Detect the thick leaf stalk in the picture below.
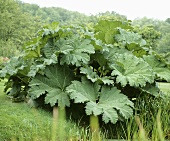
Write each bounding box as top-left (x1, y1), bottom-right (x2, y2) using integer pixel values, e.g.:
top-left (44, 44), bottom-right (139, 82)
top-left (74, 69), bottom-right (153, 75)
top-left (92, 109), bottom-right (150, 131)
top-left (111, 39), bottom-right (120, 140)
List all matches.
top-left (90, 114), bottom-right (99, 132)
top-left (90, 115), bottom-right (101, 141)
top-left (52, 106), bottom-right (66, 141)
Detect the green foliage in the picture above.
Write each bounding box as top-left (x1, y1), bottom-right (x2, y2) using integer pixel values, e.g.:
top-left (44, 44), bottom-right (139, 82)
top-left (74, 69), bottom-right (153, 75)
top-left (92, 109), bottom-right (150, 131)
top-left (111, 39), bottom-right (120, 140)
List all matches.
top-left (156, 33), bottom-right (170, 54)
top-left (133, 25), bottom-right (161, 49)
top-left (1, 18), bottom-right (168, 127)
top-left (132, 17), bottom-right (170, 34)
top-left (97, 11), bottom-right (127, 21)
top-left (132, 17), bottom-right (170, 56)
top-left (67, 78), bottom-right (134, 124)
top-left (80, 66), bottom-right (113, 85)
top-left (0, 5), bottom-right (170, 138)
top-left (0, 40), bottom-right (20, 57)
top-left (143, 55), bottom-right (170, 82)
top-left (20, 3), bottom-right (93, 26)
top-left (110, 53), bottom-right (154, 87)
top-left (94, 20), bottom-right (132, 44)
top-left (0, 56), bottom-right (9, 70)
top-left (115, 28), bottom-right (146, 46)
top-left (126, 95), bottom-right (170, 140)
top-left (29, 64), bottom-right (74, 107)
top-left (0, 0), bottom-right (43, 58)
top-left (59, 37), bottom-right (95, 66)
top-left (0, 56), bottom-right (31, 101)
top-left (0, 56), bottom-right (30, 77)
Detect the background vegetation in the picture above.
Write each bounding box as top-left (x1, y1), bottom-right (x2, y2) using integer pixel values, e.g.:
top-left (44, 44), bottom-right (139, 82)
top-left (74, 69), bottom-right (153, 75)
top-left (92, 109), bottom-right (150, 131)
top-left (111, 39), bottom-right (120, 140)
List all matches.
top-left (0, 0), bottom-right (170, 140)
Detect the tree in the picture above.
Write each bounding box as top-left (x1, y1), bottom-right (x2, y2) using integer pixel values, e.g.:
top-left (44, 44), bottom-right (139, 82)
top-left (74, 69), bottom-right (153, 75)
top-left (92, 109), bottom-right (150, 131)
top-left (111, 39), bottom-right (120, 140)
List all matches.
top-left (132, 17), bottom-right (170, 34)
top-left (165, 18), bottom-right (170, 24)
top-left (133, 25), bottom-right (161, 51)
top-left (157, 33), bottom-right (170, 54)
top-left (0, 0), bottom-right (43, 57)
top-left (132, 17), bottom-right (170, 55)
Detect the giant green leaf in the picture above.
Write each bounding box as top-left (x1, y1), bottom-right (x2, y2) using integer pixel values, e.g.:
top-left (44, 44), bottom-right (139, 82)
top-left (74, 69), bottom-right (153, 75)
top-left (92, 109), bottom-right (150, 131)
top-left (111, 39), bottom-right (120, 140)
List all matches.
top-left (61, 52), bottom-right (90, 66)
top-left (111, 53), bottom-right (154, 87)
top-left (115, 28), bottom-right (146, 46)
top-left (24, 37), bottom-right (42, 59)
top-left (67, 78), bottom-right (134, 124)
top-left (103, 46), bottom-right (130, 63)
top-left (94, 20), bottom-right (132, 44)
top-left (27, 54), bottom-right (58, 77)
top-left (115, 29), bottom-right (147, 57)
top-left (0, 56), bottom-right (30, 78)
top-left (140, 83), bottom-right (160, 97)
top-left (60, 37), bottom-right (95, 66)
top-left (143, 55), bottom-right (170, 82)
top-left (66, 77), bottom-right (100, 103)
top-left (29, 64), bottom-right (74, 107)
top-left (126, 43), bottom-right (147, 57)
top-left (44, 38), bottom-right (74, 58)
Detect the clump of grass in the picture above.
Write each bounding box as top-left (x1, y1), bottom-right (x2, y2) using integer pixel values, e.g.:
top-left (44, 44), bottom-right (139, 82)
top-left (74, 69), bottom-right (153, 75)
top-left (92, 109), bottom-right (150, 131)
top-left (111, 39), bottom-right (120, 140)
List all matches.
top-left (125, 94), bottom-right (170, 141)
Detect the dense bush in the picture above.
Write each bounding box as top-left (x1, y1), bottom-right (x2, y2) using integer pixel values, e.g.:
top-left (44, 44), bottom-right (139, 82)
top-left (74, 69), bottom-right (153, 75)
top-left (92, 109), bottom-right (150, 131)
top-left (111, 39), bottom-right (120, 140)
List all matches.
top-left (1, 19), bottom-right (170, 133)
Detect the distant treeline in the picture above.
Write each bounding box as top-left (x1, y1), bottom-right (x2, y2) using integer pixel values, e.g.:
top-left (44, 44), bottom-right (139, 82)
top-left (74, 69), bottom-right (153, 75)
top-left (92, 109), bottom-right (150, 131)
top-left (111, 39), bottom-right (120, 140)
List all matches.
top-left (0, 0), bottom-right (170, 59)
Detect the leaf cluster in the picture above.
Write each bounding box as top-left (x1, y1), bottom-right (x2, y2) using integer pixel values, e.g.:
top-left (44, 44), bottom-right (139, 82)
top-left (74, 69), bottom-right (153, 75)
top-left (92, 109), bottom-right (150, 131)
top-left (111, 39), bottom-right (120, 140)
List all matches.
top-left (1, 19), bottom-right (169, 124)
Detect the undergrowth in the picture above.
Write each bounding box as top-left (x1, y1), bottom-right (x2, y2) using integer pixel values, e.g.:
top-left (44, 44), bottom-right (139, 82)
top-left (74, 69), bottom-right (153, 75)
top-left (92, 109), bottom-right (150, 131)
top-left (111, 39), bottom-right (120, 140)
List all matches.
top-left (0, 80), bottom-right (170, 141)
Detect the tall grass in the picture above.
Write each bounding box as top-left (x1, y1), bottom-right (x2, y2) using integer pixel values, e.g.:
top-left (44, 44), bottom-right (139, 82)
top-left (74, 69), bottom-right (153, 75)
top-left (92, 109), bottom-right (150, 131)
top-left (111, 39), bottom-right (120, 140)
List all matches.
top-left (125, 94), bottom-right (170, 141)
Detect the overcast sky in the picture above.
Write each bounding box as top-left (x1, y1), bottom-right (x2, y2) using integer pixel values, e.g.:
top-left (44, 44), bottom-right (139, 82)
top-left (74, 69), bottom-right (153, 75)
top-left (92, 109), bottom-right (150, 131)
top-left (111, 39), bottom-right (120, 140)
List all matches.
top-left (21, 0), bottom-right (169, 21)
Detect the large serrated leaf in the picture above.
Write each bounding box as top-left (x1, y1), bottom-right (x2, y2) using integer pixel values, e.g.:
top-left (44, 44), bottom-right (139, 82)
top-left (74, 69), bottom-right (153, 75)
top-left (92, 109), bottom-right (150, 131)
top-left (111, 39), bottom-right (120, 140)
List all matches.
top-left (115, 28), bottom-right (146, 46)
top-left (102, 109), bottom-right (118, 124)
top-left (111, 53), bottom-right (154, 87)
top-left (27, 54), bottom-right (58, 77)
top-left (44, 38), bottom-right (74, 58)
top-left (143, 55), bottom-right (170, 82)
top-left (67, 78), bottom-right (134, 124)
top-left (29, 64), bottom-right (74, 107)
top-left (85, 102), bottom-right (103, 116)
top-left (140, 83), bottom-right (160, 97)
top-left (61, 52), bottom-right (90, 66)
top-left (103, 46), bottom-right (131, 63)
top-left (94, 20), bottom-right (132, 44)
top-left (0, 57), bottom-right (30, 78)
top-left (91, 86), bottom-right (134, 123)
top-left (60, 37), bottom-right (95, 66)
top-left (66, 78), bottom-right (100, 103)
top-left (114, 28), bottom-right (148, 57)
